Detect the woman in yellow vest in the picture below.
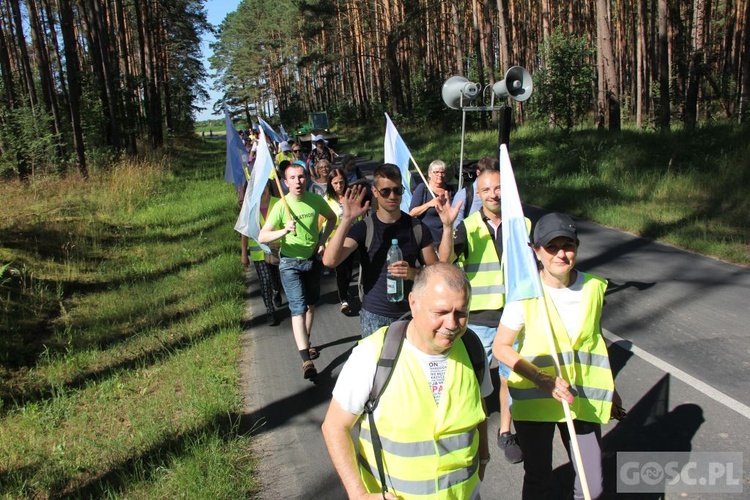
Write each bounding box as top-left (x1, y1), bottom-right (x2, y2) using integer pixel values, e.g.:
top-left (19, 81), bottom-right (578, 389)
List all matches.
top-left (492, 213), bottom-right (624, 500)
top-left (242, 180), bottom-right (282, 326)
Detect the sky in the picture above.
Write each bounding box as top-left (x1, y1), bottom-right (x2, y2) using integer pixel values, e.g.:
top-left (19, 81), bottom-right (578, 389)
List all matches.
top-left (196, 0), bottom-right (243, 122)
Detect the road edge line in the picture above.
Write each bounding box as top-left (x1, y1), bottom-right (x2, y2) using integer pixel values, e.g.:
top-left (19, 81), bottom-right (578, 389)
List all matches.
top-left (603, 328), bottom-right (750, 421)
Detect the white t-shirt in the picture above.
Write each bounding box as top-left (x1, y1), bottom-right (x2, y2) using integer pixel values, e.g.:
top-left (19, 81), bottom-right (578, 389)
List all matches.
top-left (333, 335), bottom-right (493, 418)
top-left (500, 271), bottom-right (585, 341)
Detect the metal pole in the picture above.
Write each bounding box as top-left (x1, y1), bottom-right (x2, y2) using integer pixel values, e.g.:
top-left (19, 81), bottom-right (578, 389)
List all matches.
top-left (459, 109), bottom-right (467, 191)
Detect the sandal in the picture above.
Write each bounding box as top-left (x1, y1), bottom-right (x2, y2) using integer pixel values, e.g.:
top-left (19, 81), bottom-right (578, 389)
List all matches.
top-left (302, 360), bottom-right (317, 379)
top-left (308, 346), bottom-right (320, 360)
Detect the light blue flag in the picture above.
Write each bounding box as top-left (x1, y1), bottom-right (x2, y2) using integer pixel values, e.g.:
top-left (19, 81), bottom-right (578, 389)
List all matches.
top-left (224, 105), bottom-right (249, 187)
top-left (500, 144), bottom-right (543, 302)
top-left (257, 117), bottom-right (283, 144)
top-left (279, 124), bottom-right (290, 142)
top-left (234, 128), bottom-right (275, 253)
top-left (383, 113), bottom-right (413, 212)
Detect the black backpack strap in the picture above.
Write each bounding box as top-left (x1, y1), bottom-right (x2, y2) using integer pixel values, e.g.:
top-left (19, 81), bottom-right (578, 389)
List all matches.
top-left (364, 319), bottom-right (409, 497)
top-left (460, 327), bottom-right (486, 386)
top-left (463, 185), bottom-right (474, 219)
top-left (410, 217), bottom-right (425, 266)
top-left (364, 214), bottom-right (375, 249)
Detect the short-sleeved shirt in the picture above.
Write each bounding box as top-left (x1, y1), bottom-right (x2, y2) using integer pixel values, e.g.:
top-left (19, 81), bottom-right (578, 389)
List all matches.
top-left (266, 191), bottom-right (335, 259)
top-left (347, 213), bottom-right (434, 318)
top-left (409, 183), bottom-right (456, 243)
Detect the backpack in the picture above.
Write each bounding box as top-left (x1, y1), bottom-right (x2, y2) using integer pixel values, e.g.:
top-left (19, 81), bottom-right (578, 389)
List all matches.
top-left (357, 215), bottom-right (424, 302)
top-left (363, 318), bottom-right (486, 496)
top-left (462, 184), bottom-right (475, 220)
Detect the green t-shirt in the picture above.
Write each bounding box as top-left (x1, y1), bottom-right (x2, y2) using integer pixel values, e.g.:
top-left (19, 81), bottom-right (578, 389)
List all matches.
top-left (267, 191), bottom-right (335, 259)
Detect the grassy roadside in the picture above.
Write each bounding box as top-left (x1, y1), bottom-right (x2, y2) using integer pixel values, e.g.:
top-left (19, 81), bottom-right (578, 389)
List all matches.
top-left (0, 139), bottom-right (255, 497)
top-left (339, 120), bottom-right (750, 266)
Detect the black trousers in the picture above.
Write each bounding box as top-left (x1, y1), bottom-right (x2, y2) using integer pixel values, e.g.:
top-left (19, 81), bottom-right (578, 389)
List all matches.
top-left (514, 419), bottom-right (603, 500)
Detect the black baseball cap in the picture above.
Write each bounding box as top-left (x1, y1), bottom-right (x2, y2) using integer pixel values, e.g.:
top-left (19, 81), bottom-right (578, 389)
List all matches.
top-left (533, 213), bottom-right (578, 246)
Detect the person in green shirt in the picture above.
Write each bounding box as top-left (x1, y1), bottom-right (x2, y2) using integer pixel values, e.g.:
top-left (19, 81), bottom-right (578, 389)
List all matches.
top-left (259, 162), bottom-right (337, 380)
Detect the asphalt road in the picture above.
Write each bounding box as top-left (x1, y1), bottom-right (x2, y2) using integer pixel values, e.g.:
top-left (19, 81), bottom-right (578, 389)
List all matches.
top-left (240, 158), bottom-right (750, 499)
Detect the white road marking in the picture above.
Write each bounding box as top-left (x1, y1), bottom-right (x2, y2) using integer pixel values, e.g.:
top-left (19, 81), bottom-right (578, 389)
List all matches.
top-left (604, 328), bottom-right (750, 421)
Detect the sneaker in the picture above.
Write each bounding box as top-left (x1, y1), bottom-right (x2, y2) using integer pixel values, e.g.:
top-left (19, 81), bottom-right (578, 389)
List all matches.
top-left (497, 431), bottom-right (523, 463)
top-left (302, 360), bottom-right (317, 379)
top-left (272, 290), bottom-right (282, 308)
top-left (340, 301), bottom-right (350, 314)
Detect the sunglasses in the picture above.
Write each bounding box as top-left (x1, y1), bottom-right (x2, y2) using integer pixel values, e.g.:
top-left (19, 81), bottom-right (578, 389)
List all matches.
top-left (376, 186), bottom-right (404, 197)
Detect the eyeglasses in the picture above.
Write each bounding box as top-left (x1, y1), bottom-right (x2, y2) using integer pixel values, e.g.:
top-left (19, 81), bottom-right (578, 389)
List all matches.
top-left (292, 149), bottom-right (302, 153)
top-left (376, 186), bottom-right (404, 197)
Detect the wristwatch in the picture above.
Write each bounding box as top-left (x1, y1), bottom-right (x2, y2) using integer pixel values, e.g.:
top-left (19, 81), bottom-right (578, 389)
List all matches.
top-left (479, 454), bottom-right (491, 465)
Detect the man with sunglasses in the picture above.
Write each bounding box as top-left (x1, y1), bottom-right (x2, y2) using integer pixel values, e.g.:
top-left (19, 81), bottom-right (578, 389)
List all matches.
top-left (323, 164), bottom-right (441, 337)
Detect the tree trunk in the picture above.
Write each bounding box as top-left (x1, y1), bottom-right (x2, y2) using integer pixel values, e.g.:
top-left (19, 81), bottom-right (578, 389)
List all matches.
top-left (657, 0), bottom-right (671, 131)
top-left (684, 0), bottom-right (707, 130)
top-left (739, 0), bottom-right (750, 122)
top-left (596, 0), bottom-right (621, 130)
top-left (57, 0), bottom-right (87, 177)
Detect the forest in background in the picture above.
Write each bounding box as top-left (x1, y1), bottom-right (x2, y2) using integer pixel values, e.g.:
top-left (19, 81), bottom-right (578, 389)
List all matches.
top-left (2, 0), bottom-right (749, 183)
top-left (0, 0), bottom-right (209, 180)
top-left (211, 0), bottom-right (750, 134)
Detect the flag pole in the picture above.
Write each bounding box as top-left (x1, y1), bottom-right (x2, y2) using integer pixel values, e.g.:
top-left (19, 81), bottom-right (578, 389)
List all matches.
top-left (538, 294), bottom-right (592, 500)
top-left (272, 170), bottom-right (296, 236)
top-left (409, 155), bottom-right (435, 198)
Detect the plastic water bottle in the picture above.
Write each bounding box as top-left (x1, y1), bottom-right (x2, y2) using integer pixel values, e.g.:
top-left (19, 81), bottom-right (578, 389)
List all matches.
top-left (386, 239), bottom-right (404, 302)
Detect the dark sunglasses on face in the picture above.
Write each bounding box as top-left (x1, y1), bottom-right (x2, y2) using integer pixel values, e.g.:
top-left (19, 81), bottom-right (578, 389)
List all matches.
top-left (292, 149), bottom-right (302, 153)
top-left (376, 186), bottom-right (404, 197)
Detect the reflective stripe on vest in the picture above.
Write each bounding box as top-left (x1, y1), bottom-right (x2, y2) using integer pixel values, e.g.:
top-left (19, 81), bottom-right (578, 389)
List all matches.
top-left (508, 272), bottom-right (614, 424)
top-left (357, 453), bottom-right (480, 496)
top-left (357, 330), bottom-right (485, 498)
top-left (359, 428), bottom-right (476, 457)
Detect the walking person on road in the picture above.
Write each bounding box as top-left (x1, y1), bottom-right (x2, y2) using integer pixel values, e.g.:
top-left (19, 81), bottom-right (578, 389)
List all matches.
top-left (241, 180), bottom-right (283, 326)
top-left (492, 212), bottom-right (623, 500)
top-left (322, 263), bottom-right (492, 499)
top-left (322, 164), bottom-right (439, 337)
top-left (321, 167), bottom-right (361, 314)
top-left (437, 168), bottom-right (526, 464)
top-left (258, 162), bottom-right (337, 380)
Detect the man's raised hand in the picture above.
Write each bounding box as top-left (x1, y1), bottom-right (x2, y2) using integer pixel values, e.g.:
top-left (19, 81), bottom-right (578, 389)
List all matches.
top-left (341, 184), bottom-right (370, 220)
top-left (435, 192), bottom-right (462, 227)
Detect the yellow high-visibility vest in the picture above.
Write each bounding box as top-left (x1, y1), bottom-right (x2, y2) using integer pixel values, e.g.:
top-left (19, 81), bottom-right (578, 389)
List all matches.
top-left (460, 212), bottom-right (530, 312)
top-left (357, 328), bottom-right (486, 498)
top-left (508, 272), bottom-right (614, 423)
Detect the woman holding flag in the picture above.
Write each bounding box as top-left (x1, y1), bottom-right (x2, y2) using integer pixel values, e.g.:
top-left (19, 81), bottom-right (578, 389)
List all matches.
top-left (241, 180), bottom-right (282, 326)
top-left (492, 212), bottom-right (624, 500)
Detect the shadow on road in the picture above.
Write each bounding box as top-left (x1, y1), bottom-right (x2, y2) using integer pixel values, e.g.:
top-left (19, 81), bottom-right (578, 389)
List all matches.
top-left (546, 374), bottom-right (704, 498)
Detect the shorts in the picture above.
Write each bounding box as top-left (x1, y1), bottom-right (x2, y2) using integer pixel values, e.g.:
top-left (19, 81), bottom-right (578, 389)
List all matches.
top-left (469, 324), bottom-right (518, 379)
top-left (360, 308), bottom-right (399, 338)
top-left (278, 256), bottom-right (322, 316)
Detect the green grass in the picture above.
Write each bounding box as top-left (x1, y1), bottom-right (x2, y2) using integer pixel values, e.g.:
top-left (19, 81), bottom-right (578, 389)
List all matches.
top-left (339, 120), bottom-right (750, 265)
top-left (0, 139), bottom-right (255, 497)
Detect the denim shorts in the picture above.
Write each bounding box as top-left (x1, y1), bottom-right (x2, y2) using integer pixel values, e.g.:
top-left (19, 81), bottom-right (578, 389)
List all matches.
top-left (278, 256), bottom-right (322, 316)
top-left (469, 324), bottom-right (518, 379)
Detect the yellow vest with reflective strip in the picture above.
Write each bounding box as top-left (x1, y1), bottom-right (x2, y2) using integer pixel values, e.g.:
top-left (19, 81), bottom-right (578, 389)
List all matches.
top-left (358, 328), bottom-right (486, 499)
top-left (508, 272), bottom-right (614, 423)
top-left (459, 212), bottom-right (530, 312)
top-left (247, 197), bottom-right (279, 261)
